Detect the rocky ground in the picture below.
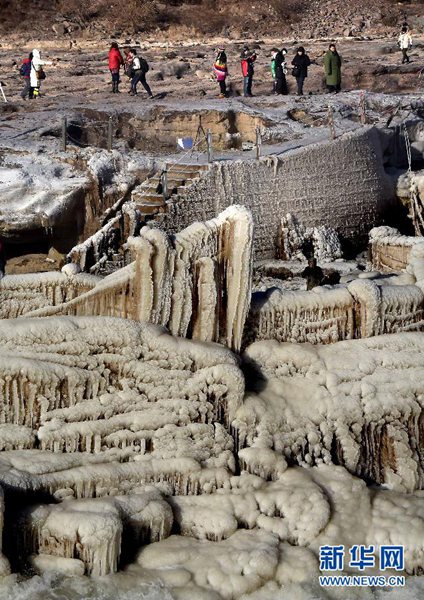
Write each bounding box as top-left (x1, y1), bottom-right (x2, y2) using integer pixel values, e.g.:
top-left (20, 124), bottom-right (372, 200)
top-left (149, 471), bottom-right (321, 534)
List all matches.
top-left (0, 34), bottom-right (423, 104)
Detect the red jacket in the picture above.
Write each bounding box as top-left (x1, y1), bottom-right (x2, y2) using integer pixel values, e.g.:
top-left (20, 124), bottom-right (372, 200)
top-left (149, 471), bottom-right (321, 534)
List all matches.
top-left (108, 48), bottom-right (123, 70)
top-left (241, 53), bottom-right (256, 77)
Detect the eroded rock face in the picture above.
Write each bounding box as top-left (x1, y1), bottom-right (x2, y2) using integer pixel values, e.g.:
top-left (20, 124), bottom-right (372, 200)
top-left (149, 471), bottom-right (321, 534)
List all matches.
top-left (162, 127), bottom-right (394, 259)
top-left (0, 149), bottom-right (133, 252)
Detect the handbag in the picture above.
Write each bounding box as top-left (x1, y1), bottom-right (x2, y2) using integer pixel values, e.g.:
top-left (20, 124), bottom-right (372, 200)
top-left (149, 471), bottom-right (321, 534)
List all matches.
top-left (36, 66), bottom-right (46, 80)
top-left (292, 65), bottom-right (300, 78)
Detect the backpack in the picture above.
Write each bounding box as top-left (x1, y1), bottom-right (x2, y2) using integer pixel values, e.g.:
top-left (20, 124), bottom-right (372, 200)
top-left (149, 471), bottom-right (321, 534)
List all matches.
top-left (132, 56), bottom-right (141, 71)
top-left (139, 58), bottom-right (149, 73)
top-left (19, 62), bottom-right (31, 77)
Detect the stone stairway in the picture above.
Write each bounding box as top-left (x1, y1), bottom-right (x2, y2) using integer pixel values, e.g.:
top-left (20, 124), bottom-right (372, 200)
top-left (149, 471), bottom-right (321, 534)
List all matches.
top-left (131, 163), bottom-right (209, 221)
top-left (70, 163), bottom-right (211, 276)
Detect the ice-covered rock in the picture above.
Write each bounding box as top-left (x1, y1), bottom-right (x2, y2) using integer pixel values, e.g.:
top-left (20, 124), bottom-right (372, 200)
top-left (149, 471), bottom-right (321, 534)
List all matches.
top-left (170, 468), bottom-right (330, 545)
top-left (235, 333), bottom-right (424, 491)
top-left (280, 214), bottom-right (343, 263)
top-left (16, 489), bottom-right (173, 576)
top-left (135, 464), bottom-right (424, 597)
top-left (20, 205), bottom-right (253, 351)
top-left (137, 529), bottom-right (282, 599)
top-left (369, 225), bottom-right (424, 272)
top-left (61, 262), bottom-right (81, 276)
top-left (0, 315), bottom-right (244, 496)
top-left (0, 271), bottom-right (99, 319)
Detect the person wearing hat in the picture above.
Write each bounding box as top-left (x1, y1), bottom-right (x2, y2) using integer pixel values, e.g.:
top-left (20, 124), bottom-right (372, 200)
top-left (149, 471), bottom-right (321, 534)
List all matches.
top-left (213, 48), bottom-right (228, 98)
top-left (275, 47), bottom-right (288, 95)
top-left (240, 46), bottom-right (256, 97)
top-left (291, 46), bottom-right (311, 96)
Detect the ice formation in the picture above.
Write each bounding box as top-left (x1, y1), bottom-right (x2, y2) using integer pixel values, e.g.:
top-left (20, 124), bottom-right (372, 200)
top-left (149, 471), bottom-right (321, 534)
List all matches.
top-left (17, 206), bottom-right (253, 351)
top-left (1, 157), bottom-right (424, 597)
top-left (0, 317), bottom-right (244, 490)
top-left (0, 271), bottom-right (99, 319)
top-left (246, 254), bottom-right (424, 345)
top-left (235, 334), bottom-right (424, 491)
top-left (280, 214), bottom-right (343, 262)
top-left (246, 285), bottom-right (355, 346)
top-left (135, 465), bottom-right (424, 598)
top-left (0, 314), bottom-right (423, 589)
top-left (16, 489), bottom-right (173, 575)
top-left (369, 226), bottom-right (424, 272)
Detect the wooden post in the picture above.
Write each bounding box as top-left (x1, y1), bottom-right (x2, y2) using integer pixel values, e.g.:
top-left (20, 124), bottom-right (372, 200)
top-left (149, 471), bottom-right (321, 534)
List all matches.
top-left (0, 83), bottom-right (7, 103)
top-left (255, 126), bottom-right (262, 159)
top-left (328, 105), bottom-right (336, 140)
top-left (207, 129), bottom-right (213, 163)
top-left (359, 91), bottom-right (367, 125)
top-left (162, 169), bottom-right (168, 199)
top-left (61, 117), bottom-right (67, 152)
top-left (107, 116), bottom-right (113, 151)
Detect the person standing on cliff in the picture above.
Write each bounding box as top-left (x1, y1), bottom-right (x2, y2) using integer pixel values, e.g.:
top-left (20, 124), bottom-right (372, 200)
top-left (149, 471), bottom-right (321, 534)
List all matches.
top-left (398, 26), bottom-right (412, 64)
top-left (291, 47), bottom-right (311, 96)
top-left (108, 42), bottom-right (124, 93)
top-left (18, 52), bottom-right (32, 99)
top-left (323, 43), bottom-right (342, 93)
top-left (214, 48), bottom-right (228, 98)
top-left (241, 47), bottom-right (256, 97)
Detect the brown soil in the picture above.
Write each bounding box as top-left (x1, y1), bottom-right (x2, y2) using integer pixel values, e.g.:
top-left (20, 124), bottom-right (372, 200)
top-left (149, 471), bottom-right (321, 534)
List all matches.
top-left (5, 253), bottom-right (64, 274)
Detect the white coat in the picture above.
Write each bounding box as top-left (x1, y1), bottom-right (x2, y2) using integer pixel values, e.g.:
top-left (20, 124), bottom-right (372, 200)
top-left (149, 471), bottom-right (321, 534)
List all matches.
top-left (30, 49), bottom-right (52, 88)
top-left (398, 32), bottom-right (412, 50)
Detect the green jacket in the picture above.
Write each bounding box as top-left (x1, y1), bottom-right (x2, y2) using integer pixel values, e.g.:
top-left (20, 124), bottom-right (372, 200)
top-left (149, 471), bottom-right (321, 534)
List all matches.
top-left (271, 58), bottom-right (276, 79)
top-left (323, 50), bottom-right (342, 86)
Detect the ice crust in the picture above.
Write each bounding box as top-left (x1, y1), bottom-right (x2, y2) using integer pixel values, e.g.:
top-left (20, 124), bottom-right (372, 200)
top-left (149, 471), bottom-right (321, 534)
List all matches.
top-left (137, 465), bottom-right (424, 598)
top-left (1, 213), bottom-right (424, 596)
top-left (0, 315), bottom-right (243, 460)
top-left (0, 316), bottom-right (422, 589)
top-left (235, 334), bottom-right (424, 491)
top-left (9, 205), bottom-right (253, 352)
